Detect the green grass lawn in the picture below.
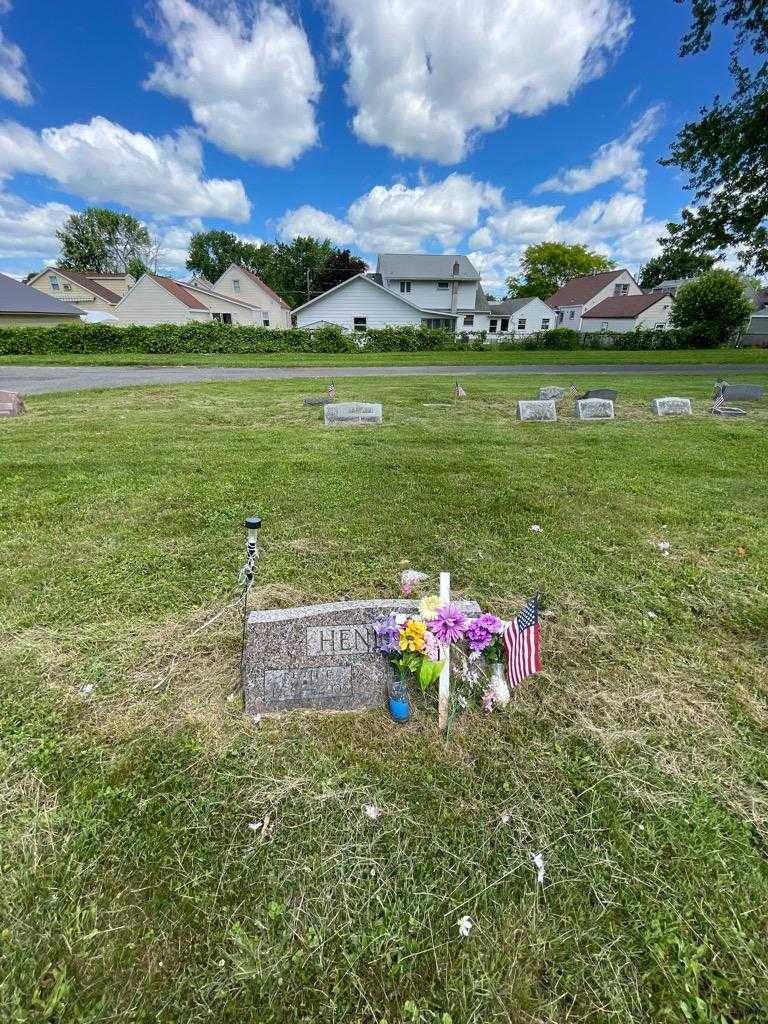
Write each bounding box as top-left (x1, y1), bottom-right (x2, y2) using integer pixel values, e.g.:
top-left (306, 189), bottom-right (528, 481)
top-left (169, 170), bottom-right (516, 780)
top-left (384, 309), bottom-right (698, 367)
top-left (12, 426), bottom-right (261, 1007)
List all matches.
top-left (1, 374), bottom-right (767, 1023)
top-left (2, 347), bottom-right (768, 367)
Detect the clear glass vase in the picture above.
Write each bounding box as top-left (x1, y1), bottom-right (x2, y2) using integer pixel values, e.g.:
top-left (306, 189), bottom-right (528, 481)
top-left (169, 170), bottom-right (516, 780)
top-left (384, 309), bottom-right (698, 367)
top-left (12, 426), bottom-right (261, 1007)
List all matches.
top-left (490, 662), bottom-right (511, 706)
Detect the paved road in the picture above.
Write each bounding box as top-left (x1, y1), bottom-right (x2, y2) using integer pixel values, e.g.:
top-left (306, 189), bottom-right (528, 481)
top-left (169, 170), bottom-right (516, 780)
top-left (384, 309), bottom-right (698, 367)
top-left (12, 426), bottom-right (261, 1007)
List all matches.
top-left (2, 362), bottom-right (767, 396)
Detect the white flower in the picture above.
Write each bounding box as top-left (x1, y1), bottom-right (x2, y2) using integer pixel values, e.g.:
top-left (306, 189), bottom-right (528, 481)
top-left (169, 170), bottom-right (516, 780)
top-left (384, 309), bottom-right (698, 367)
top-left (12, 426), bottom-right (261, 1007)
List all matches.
top-left (500, 812), bottom-right (511, 824)
top-left (647, 611), bottom-right (658, 620)
top-left (248, 821), bottom-right (263, 832)
top-left (532, 852), bottom-right (545, 884)
top-left (530, 524), bottom-right (543, 533)
top-left (363, 804), bottom-right (382, 820)
top-left (656, 541), bottom-right (671, 553)
top-left (80, 684), bottom-right (95, 696)
top-left (457, 915), bottom-right (473, 937)
top-left (251, 714), bottom-right (263, 726)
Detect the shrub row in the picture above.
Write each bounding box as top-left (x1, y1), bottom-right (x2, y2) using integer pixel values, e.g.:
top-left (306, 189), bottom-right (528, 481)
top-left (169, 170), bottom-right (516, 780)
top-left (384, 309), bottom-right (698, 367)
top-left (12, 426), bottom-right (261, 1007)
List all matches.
top-left (0, 320), bottom-right (725, 355)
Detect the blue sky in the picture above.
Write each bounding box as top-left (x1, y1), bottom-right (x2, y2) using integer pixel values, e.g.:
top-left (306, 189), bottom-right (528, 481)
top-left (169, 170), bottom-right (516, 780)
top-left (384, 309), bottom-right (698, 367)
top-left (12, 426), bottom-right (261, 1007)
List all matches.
top-left (0, 0), bottom-right (736, 288)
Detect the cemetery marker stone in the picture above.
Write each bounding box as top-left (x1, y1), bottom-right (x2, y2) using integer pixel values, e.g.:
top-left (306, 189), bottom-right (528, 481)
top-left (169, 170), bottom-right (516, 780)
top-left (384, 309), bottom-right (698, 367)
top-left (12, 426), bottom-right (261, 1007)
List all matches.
top-left (303, 397), bottom-right (333, 407)
top-left (651, 397), bottom-right (692, 416)
top-left (325, 402), bottom-right (383, 426)
top-left (517, 399), bottom-right (557, 422)
top-left (538, 386), bottom-right (564, 401)
top-left (576, 398), bottom-right (615, 421)
top-left (0, 390), bottom-right (24, 417)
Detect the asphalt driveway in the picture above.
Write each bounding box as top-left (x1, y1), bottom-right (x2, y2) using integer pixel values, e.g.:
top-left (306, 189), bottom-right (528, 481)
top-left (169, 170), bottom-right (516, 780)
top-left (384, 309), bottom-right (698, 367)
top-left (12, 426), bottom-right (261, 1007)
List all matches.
top-left (2, 362), bottom-right (767, 396)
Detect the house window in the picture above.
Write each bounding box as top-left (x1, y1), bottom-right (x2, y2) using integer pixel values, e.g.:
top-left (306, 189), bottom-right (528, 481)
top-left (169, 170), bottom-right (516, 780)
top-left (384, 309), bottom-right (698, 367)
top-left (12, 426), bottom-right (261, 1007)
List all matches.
top-left (556, 311), bottom-right (564, 324)
top-left (500, 317), bottom-right (510, 332)
top-left (353, 317), bottom-right (367, 331)
top-left (63, 283), bottom-right (72, 291)
top-left (49, 275), bottom-right (60, 290)
top-left (400, 281), bottom-right (411, 294)
top-left (233, 279), bottom-right (241, 293)
top-left (541, 318), bottom-right (550, 330)
top-left (463, 314), bottom-right (474, 326)
top-left (569, 310), bottom-right (575, 320)
top-left (422, 317), bottom-right (452, 329)
top-left (489, 319), bottom-right (498, 334)
top-left (613, 283), bottom-right (629, 295)
top-left (654, 323), bottom-right (665, 330)
top-left (517, 318), bottom-right (527, 331)
top-left (263, 317), bottom-right (270, 327)
top-left (436, 281), bottom-right (450, 290)
top-left (601, 321), bottom-right (609, 330)
top-left (222, 313), bottom-right (232, 325)
top-left (212, 313), bottom-right (221, 322)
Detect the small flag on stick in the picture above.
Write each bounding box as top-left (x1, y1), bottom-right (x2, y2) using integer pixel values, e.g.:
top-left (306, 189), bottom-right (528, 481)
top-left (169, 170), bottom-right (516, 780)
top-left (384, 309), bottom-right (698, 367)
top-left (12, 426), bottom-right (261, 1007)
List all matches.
top-left (712, 391), bottom-right (725, 413)
top-left (455, 380), bottom-right (467, 398)
top-left (569, 384), bottom-right (578, 399)
top-left (328, 380), bottom-right (336, 401)
top-left (503, 596), bottom-right (541, 688)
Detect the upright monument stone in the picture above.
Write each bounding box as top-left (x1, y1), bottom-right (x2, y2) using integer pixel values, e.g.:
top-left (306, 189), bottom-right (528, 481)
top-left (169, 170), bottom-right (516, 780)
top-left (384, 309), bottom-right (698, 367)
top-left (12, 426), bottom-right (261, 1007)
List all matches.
top-left (651, 397), bottom-right (692, 416)
top-left (0, 390), bottom-right (24, 417)
top-left (324, 402), bottom-right (383, 426)
top-left (576, 398), bottom-right (614, 421)
top-left (517, 399), bottom-right (557, 421)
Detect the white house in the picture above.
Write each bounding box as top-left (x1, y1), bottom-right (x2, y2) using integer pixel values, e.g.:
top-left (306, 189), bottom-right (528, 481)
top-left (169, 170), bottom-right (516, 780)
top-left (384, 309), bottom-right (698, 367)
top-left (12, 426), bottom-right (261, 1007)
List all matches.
top-left (292, 254), bottom-right (491, 332)
top-left (114, 274), bottom-right (266, 326)
top-left (580, 292), bottom-right (675, 333)
top-left (27, 267), bottom-right (135, 315)
top-left (549, 269), bottom-right (643, 328)
top-left (214, 264), bottom-right (292, 328)
top-left (487, 297), bottom-right (555, 336)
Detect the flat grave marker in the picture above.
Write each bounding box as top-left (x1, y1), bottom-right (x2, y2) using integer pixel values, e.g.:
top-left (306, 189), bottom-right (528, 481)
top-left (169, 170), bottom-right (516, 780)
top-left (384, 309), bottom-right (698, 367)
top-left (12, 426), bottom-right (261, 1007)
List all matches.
top-left (538, 386), bottom-right (564, 401)
top-left (576, 398), bottom-right (615, 421)
top-left (517, 399), bottom-right (557, 422)
top-left (324, 402), bottom-right (383, 426)
top-left (651, 397), bottom-right (693, 416)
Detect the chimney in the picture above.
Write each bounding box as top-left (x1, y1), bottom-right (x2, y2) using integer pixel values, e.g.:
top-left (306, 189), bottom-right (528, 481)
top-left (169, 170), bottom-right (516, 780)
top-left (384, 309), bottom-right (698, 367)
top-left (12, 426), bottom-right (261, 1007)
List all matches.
top-left (451, 259), bottom-right (460, 313)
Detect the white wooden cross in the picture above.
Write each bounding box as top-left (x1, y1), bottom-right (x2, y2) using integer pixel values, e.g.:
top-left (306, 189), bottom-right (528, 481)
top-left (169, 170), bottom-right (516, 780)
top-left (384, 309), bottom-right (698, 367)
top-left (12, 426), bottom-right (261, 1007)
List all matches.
top-left (438, 571), bottom-right (451, 731)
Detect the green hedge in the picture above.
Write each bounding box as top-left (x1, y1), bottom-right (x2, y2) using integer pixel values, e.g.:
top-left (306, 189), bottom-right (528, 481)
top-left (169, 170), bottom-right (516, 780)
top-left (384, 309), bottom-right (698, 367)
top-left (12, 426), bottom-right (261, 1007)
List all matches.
top-left (0, 319), bottom-right (726, 355)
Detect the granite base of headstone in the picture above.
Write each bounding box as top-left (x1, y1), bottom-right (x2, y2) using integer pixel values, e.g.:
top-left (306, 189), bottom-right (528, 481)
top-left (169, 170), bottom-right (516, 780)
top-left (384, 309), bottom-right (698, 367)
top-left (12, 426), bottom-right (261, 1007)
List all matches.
top-left (243, 598), bottom-right (480, 715)
top-left (715, 406), bottom-right (748, 417)
top-left (517, 399), bottom-right (557, 422)
top-left (0, 390), bottom-right (24, 417)
top-left (576, 398), bottom-right (614, 420)
top-left (651, 397), bottom-right (692, 416)
top-left (325, 402), bottom-right (383, 426)
top-left (304, 397), bottom-right (333, 407)
top-left (538, 386), bottom-right (564, 401)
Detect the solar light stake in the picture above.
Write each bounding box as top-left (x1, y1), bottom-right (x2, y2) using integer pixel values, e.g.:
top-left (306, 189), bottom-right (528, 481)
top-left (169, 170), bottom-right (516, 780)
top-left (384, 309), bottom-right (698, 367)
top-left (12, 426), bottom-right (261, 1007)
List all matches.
top-left (243, 515), bottom-right (262, 590)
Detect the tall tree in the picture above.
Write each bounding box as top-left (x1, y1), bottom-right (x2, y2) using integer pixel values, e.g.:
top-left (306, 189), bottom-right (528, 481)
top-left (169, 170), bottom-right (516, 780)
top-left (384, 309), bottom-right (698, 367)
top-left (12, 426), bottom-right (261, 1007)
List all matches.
top-left (57, 208), bottom-right (156, 274)
top-left (186, 230), bottom-right (255, 283)
top-left (661, 1), bottom-right (768, 272)
top-left (312, 249), bottom-right (367, 295)
top-left (506, 242), bottom-right (615, 300)
top-left (670, 269), bottom-right (754, 344)
top-left (638, 248), bottom-right (715, 289)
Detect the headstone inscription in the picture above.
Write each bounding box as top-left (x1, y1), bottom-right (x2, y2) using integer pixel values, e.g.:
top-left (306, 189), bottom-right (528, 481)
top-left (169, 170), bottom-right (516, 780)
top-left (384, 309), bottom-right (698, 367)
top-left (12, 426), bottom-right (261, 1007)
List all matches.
top-left (651, 397), bottom-right (693, 416)
top-left (0, 390), bottom-right (24, 417)
top-left (517, 399), bottom-right (557, 422)
top-left (243, 598), bottom-right (479, 715)
top-left (538, 386), bottom-right (564, 401)
top-left (324, 402), bottom-right (383, 426)
top-left (575, 398), bottom-right (615, 421)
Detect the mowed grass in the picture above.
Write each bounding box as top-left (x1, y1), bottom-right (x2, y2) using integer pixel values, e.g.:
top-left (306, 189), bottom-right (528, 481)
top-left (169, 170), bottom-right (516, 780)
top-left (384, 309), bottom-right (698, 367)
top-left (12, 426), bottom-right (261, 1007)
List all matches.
top-left (1, 374), bottom-right (767, 1024)
top-left (2, 346), bottom-right (768, 367)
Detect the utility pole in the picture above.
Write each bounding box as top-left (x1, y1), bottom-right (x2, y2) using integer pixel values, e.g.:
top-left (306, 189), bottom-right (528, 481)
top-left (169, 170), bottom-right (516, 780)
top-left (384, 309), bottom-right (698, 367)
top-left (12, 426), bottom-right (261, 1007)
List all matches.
top-left (306, 268), bottom-right (311, 302)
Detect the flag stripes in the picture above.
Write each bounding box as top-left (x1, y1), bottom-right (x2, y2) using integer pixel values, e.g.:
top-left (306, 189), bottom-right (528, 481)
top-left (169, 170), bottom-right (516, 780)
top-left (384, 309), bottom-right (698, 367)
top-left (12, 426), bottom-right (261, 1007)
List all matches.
top-left (502, 596), bottom-right (541, 687)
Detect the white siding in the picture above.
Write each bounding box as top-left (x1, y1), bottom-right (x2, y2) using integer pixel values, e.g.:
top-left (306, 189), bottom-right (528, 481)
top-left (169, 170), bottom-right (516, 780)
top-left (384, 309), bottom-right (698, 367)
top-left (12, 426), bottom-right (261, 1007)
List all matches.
top-left (114, 277), bottom-right (194, 325)
top-left (215, 266), bottom-right (290, 327)
top-left (581, 296), bottom-right (674, 333)
top-left (582, 270), bottom-right (642, 313)
top-left (389, 279), bottom-right (477, 310)
top-left (295, 276), bottom-right (423, 330)
top-left (187, 288), bottom-right (262, 325)
top-left (490, 299), bottom-right (555, 336)
top-left (29, 272), bottom-right (116, 314)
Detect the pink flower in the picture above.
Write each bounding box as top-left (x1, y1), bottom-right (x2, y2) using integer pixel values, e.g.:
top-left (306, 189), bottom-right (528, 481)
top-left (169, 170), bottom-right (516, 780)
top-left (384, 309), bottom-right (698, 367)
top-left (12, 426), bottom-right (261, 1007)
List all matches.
top-left (423, 630), bottom-right (440, 661)
top-left (482, 689), bottom-right (495, 712)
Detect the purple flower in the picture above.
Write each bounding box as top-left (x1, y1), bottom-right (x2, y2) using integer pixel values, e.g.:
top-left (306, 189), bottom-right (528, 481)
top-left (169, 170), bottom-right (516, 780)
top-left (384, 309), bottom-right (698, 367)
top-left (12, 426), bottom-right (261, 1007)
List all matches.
top-left (466, 619), bottom-right (494, 653)
top-left (375, 614), bottom-right (400, 654)
top-left (423, 630), bottom-right (440, 662)
top-left (430, 604), bottom-right (468, 644)
top-left (474, 613), bottom-right (504, 635)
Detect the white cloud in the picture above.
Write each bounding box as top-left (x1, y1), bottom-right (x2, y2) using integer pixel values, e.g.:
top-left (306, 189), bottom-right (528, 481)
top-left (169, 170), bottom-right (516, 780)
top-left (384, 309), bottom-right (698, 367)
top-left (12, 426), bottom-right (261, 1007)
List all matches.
top-left (0, 117), bottom-right (251, 221)
top-left (145, 0), bottom-right (320, 167)
top-left (0, 2), bottom-right (31, 105)
top-left (278, 174), bottom-right (502, 252)
top-left (535, 105), bottom-right (663, 194)
top-left (328, 0), bottom-right (632, 163)
top-left (0, 190), bottom-right (74, 263)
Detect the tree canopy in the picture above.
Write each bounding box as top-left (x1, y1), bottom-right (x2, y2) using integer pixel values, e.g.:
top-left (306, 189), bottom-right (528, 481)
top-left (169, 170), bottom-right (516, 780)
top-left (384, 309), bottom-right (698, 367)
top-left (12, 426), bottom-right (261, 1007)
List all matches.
top-left (186, 232), bottom-right (367, 308)
top-left (670, 269), bottom-right (754, 344)
top-left (638, 249), bottom-right (715, 289)
top-left (506, 242), bottom-right (615, 300)
top-left (56, 208), bottom-right (157, 275)
top-left (661, 0), bottom-right (768, 272)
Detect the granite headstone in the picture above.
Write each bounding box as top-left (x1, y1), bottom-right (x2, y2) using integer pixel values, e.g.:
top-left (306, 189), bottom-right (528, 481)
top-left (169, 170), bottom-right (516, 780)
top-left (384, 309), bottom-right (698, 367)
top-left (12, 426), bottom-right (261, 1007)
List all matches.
top-left (517, 399), bottom-right (557, 422)
top-left (651, 397), bottom-right (692, 416)
top-left (304, 397), bottom-right (333, 407)
top-left (722, 384), bottom-right (764, 402)
top-left (243, 598), bottom-right (479, 715)
top-left (324, 402), bottom-right (383, 426)
top-left (0, 390), bottom-right (24, 417)
top-left (576, 398), bottom-right (614, 420)
top-left (538, 386), bottom-right (564, 401)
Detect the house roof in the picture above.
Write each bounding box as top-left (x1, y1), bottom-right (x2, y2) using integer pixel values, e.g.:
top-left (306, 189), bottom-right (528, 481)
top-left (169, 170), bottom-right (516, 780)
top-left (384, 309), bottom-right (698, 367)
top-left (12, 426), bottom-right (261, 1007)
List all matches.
top-left (226, 264), bottom-right (291, 309)
top-left (0, 272), bottom-right (82, 316)
top-left (548, 270), bottom-right (625, 307)
top-left (150, 275), bottom-right (209, 310)
top-left (474, 284), bottom-right (492, 313)
top-left (582, 292), bottom-right (672, 319)
top-left (52, 269), bottom-right (123, 305)
top-left (487, 297), bottom-right (553, 316)
top-left (376, 254), bottom-right (480, 281)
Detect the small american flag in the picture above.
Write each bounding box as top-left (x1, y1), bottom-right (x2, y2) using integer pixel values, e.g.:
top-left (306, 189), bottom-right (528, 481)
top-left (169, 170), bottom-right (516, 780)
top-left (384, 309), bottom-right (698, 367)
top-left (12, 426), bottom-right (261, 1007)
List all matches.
top-left (569, 384), bottom-right (579, 399)
top-left (328, 380), bottom-right (336, 400)
top-left (455, 380), bottom-right (467, 398)
top-left (503, 596), bottom-right (541, 688)
top-left (712, 391), bottom-right (725, 413)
